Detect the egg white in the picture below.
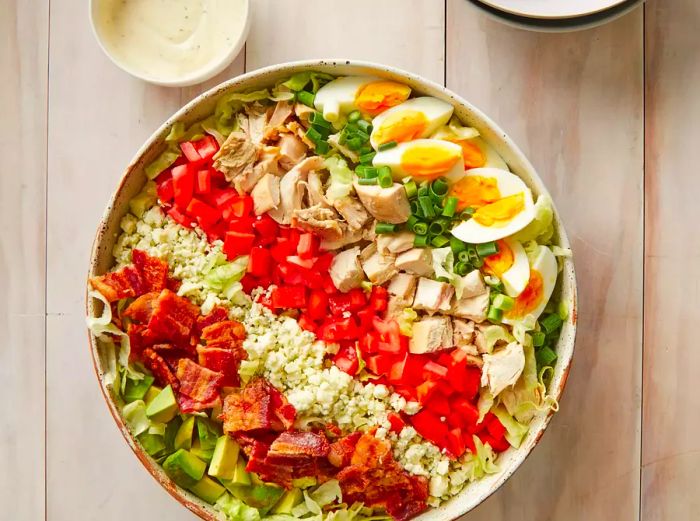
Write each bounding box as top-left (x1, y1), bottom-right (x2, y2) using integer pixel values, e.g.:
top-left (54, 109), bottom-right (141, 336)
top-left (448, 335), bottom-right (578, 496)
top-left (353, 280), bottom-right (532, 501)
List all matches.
top-left (450, 168), bottom-right (535, 244)
top-left (370, 97), bottom-right (454, 149)
top-left (464, 137), bottom-right (508, 170)
top-left (502, 245), bottom-right (558, 325)
top-left (314, 75), bottom-right (381, 122)
top-left (373, 139), bottom-right (464, 181)
top-left (495, 238), bottom-right (530, 298)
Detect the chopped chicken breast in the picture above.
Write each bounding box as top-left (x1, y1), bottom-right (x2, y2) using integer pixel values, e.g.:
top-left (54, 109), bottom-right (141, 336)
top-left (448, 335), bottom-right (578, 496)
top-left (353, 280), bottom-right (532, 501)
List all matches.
top-left (457, 270), bottom-right (488, 299)
top-left (251, 173), bottom-right (280, 215)
top-left (361, 251), bottom-right (397, 285)
top-left (481, 342), bottom-right (525, 396)
top-left (265, 101), bottom-right (294, 139)
top-left (294, 103), bottom-right (315, 126)
top-left (409, 316), bottom-right (453, 354)
top-left (240, 146), bottom-right (280, 193)
top-left (386, 273), bottom-right (417, 317)
top-left (377, 231), bottom-right (416, 255)
top-left (329, 246), bottom-right (364, 292)
top-left (450, 289), bottom-right (490, 323)
top-left (395, 248), bottom-right (434, 277)
top-left (352, 182), bottom-right (411, 224)
top-left (269, 156), bottom-right (324, 224)
top-left (334, 196), bottom-right (370, 230)
top-left (239, 102), bottom-right (267, 144)
top-left (304, 171), bottom-right (331, 208)
top-left (212, 131), bottom-right (259, 184)
top-left (278, 133), bottom-right (307, 171)
top-left (453, 319), bottom-right (476, 347)
top-left (412, 278), bottom-right (454, 314)
top-left (320, 225), bottom-right (364, 250)
top-left (292, 205), bottom-right (344, 241)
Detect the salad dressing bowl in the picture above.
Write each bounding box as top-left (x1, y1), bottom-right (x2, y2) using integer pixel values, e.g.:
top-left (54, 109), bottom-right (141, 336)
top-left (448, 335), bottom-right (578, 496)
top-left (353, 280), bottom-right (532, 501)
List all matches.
top-left (87, 60), bottom-right (577, 521)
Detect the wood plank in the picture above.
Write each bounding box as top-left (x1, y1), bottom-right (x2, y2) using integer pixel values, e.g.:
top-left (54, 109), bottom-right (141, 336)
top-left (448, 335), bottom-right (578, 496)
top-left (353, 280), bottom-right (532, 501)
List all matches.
top-left (45, 1), bottom-right (244, 518)
top-left (0, 1), bottom-right (48, 519)
top-left (446, 3), bottom-right (644, 520)
top-left (643, 2), bottom-right (700, 520)
top-left (245, 0), bottom-right (445, 84)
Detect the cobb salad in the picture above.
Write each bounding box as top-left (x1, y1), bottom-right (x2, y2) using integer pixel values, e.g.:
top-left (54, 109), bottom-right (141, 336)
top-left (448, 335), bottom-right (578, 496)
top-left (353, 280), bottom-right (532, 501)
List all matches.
top-left (88, 72), bottom-right (570, 521)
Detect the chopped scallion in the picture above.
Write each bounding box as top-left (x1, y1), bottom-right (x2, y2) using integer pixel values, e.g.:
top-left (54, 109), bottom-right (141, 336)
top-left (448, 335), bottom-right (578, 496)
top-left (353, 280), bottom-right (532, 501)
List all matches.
top-left (413, 222), bottom-right (428, 236)
top-left (357, 119), bottom-right (372, 133)
top-left (418, 196), bottom-right (435, 218)
top-left (442, 196), bottom-right (459, 217)
top-left (487, 306), bottom-right (503, 322)
top-left (359, 151), bottom-right (376, 165)
top-left (457, 250), bottom-right (470, 263)
top-left (536, 346), bottom-right (557, 367)
top-left (540, 313), bottom-right (563, 334)
top-left (375, 222), bottom-right (397, 234)
top-left (428, 221), bottom-right (445, 235)
top-left (450, 236), bottom-right (467, 254)
top-left (358, 177), bottom-right (378, 185)
top-left (377, 166), bottom-right (393, 188)
top-left (431, 235), bottom-right (449, 248)
top-left (531, 331), bottom-right (546, 347)
top-left (413, 235), bottom-right (429, 248)
top-left (431, 177), bottom-right (449, 196)
top-left (454, 261), bottom-right (469, 276)
top-left (492, 294), bottom-right (515, 311)
top-left (378, 141), bottom-right (398, 151)
top-left (305, 127), bottom-right (323, 144)
top-left (476, 241), bottom-right (499, 257)
top-left (403, 180), bottom-right (418, 199)
top-left (347, 137), bottom-right (364, 151)
top-left (297, 91), bottom-right (315, 107)
top-left (314, 141), bottom-right (329, 155)
top-left (347, 110), bottom-right (361, 123)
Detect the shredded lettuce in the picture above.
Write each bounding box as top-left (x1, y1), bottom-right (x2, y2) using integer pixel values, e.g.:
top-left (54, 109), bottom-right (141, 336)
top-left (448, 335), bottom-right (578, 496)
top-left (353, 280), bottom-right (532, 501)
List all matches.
top-left (216, 493), bottom-right (262, 521)
top-left (122, 400), bottom-right (151, 436)
top-left (431, 247), bottom-right (454, 282)
top-left (397, 308), bottom-right (418, 337)
top-left (200, 115), bottom-right (227, 145)
top-left (477, 388), bottom-right (494, 424)
top-left (461, 436), bottom-right (499, 481)
top-left (282, 71), bottom-right (334, 93)
top-left (324, 157), bottom-right (353, 202)
top-left (512, 195), bottom-right (554, 244)
top-left (491, 404), bottom-right (529, 448)
top-left (310, 480), bottom-right (342, 508)
top-left (481, 324), bottom-right (513, 354)
top-left (431, 116), bottom-right (480, 141)
top-left (511, 314), bottom-right (536, 345)
top-left (238, 360), bottom-right (261, 383)
top-left (204, 256), bottom-right (249, 291)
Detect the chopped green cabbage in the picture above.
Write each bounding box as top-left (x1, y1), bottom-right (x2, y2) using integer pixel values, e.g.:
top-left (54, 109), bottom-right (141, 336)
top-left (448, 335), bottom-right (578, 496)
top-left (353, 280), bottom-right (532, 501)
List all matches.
top-left (512, 195), bottom-right (554, 244)
top-left (324, 157), bottom-right (353, 202)
top-left (310, 480), bottom-right (342, 508)
top-left (397, 308), bottom-right (418, 337)
top-left (481, 324), bottom-right (513, 353)
top-left (282, 71), bottom-right (334, 93)
top-left (216, 493), bottom-right (262, 521)
top-left (122, 400), bottom-right (150, 436)
top-left (491, 404), bottom-right (529, 448)
top-left (144, 145), bottom-right (181, 180)
top-left (204, 256), bottom-right (249, 291)
top-left (431, 116), bottom-right (480, 141)
top-left (461, 436), bottom-right (499, 481)
top-left (200, 115), bottom-right (226, 145)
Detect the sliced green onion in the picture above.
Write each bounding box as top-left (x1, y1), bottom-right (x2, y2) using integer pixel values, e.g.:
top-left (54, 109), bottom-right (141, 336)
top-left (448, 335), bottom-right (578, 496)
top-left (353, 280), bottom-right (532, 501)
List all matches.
top-left (305, 127), bottom-right (323, 144)
top-left (487, 306), bottom-right (503, 322)
top-left (310, 112), bottom-right (331, 128)
top-left (377, 166), bottom-right (393, 188)
top-left (410, 199), bottom-right (422, 216)
top-left (454, 261), bottom-right (469, 276)
top-left (558, 301), bottom-right (569, 320)
top-left (338, 132), bottom-right (347, 145)
top-left (357, 119), bottom-right (372, 133)
top-left (413, 235), bottom-right (429, 248)
top-left (442, 196), bottom-right (459, 217)
top-left (359, 145), bottom-right (373, 156)
top-left (355, 165), bottom-right (368, 178)
top-left (375, 222), bottom-right (397, 234)
top-left (457, 250), bottom-right (470, 263)
top-left (359, 151), bottom-right (376, 165)
top-left (431, 235), bottom-right (449, 248)
top-left (435, 276), bottom-right (451, 283)
top-left (460, 207), bottom-right (475, 220)
top-left (348, 110), bottom-right (361, 123)
top-left (428, 221), bottom-right (445, 235)
top-left (413, 222), bottom-right (428, 236)
top-left (403, 180), bottom-right (418, 199)
top-left (492, 294), bottom-right (515, 311)
top-left (450, 236), bottom-right (467, 254)
top-left (418, 196), bottom-right (435, 218)
top-left (536, 346), bottom-right (557, 367)
top-left (431, 177), bottom-right (449, 196)
top-left (406, 215), bottom-right (419, 230)
top-left (476, 241), bottom-right (499, 257)
top-left (358, 177), bottom-right (378, 185)
top-left (311, 124), bottom-right (331, 139)
top-left (540, 313), bottom-right (563, 334)
top-left (297, 91), bottom-right (315, 107)
top-left (347, 137), bottom-right (364, 150)
top-left (417, 186), bottom-right (429, 198)
top-left (378, 141), bottom-right (397, 151)
top-left (314, 141), bottom-right (330, 155)
top-left (531, 331), bottom-right (546, 347)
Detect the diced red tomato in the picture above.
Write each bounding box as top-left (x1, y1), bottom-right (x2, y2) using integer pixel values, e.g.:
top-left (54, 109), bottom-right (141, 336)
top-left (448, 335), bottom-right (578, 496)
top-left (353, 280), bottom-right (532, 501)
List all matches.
top-left (186, 198), bottom-right (219, 228)
top-left (314, 253), bottom-right (334, 272)
top-left (411, 409), bottom-right (449, 448)
top-left (179, 141), bottom-right (202, 163)
top-left (387, 412), bottom-right (405, 434)
top-left (172, 164), bottom-right (195, 208)
top-left (248, 247), bottom-right (272, 278)
top-left (426, 391), bottom-right (451, 416)
top-left (253, 214), bottom-right (279, 241)
top-left (486, 415), bottom-right (506, 440)
top-left (223, 231), bottom-right (255, 260)
top-left (167, 207), bottom-right (191, 228)
top-left (196, 169), bottom-right (212, 194)
top-left (388, 354), bottom-right (407, 383)
top-left (453, 398), bottom-right (479, 428)
top-left (157, 177), bottom-right (174, 203)
top-left (229, 196), bottom-right (253, 219)
top-left (347, 288), bottom-right (366, 310)
top-left (369, 286), bottom-right (388, 312)
top-left (328, 294), bottom-right (351, 316)
top-left (422, 360), bottom-right (449, 381)
top-left (446, 428), bottom-right (466, 459)
top-left (307, 290), bottom-right (328, 321)
top-left (270, 286), bottom-right (307, 309)
top-left (227, 218), bottom-right (255, 234)
top-left (333, 345), bottom-right (359, 375)
top-left (297, 233), bottom-right (318, 259)
top-left (286, 255), bottom-right (316, 269)
top-left (365, 354), bottom-right (394, 376)
top-left (318, 317), bottom-right (359, 342)
top-left (194, 135), bottom-right (219, 161)
top-left (214, 190), bottom-right (238, 209)
top-left (416, 380), bottom-right (439, 405)
top-left (297, 313), bottom-right (316, 333)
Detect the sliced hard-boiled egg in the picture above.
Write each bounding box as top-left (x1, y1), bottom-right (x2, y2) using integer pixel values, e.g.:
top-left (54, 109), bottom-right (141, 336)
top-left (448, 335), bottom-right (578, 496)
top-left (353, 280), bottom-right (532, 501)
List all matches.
top-left (314, 76), bottom-right (411, 122)
top-left (370, 97), bottom-right (454, 148)
top-left (373, 139), bottom-right (464, 181)
top-left (482, 238), bottom-right (530, 297)
top-left (502, 245), bottom-right (558, 325)
top-left (451, 137), bottom-right (508, 170)
top-left (450, 168), bottom-right (535, 244)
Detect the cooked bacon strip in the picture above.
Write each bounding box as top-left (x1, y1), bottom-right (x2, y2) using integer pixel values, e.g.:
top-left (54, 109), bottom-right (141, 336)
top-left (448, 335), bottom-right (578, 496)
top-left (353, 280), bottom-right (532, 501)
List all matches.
top-left (267, 431), bottom-right (330, 460)
top-left (328, 431), bottom-right (361, 468)
top-left (196, 345), bottom-right (245, 387)
top-left (177, 393), bottom-right (221, 414)
top-left (89, 269), bottom-right (139, 302)
top-left (131, 249), bottom-right (168, 292)
top-left (222, 378), bottom-right (296, 435)
top-left (142, 348), bottom-right (179, 391)
top-left (89, 250), bottom-right (167, 302)
top-left (195, 305), bottom-right (230, 335)
top-left (350, 431), bottom-right (392, 467)
top-left (146, 289), bottom-right (200, 344)
top-left (124, 291), bottom-right (160, 323)
top-left (201, 320), bottom-right (246, 349)
top-left (176, 358), bottom-right (224, 404)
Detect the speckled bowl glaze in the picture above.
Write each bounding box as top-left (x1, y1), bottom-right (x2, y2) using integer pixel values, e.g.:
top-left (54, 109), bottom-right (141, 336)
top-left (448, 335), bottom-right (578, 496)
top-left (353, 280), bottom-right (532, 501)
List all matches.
top-left (87, 60), bottom-right (577, 521)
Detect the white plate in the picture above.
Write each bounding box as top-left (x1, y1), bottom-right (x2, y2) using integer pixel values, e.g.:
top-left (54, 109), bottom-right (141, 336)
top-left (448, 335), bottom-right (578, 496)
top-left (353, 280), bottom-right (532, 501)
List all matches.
top-left (478, 0), bottom-right (627, 19)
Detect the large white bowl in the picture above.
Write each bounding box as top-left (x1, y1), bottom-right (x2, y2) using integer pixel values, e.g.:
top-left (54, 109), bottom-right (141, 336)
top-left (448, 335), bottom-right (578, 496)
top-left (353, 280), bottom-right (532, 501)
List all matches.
top-left (87, 60), bottom-right (577, 521)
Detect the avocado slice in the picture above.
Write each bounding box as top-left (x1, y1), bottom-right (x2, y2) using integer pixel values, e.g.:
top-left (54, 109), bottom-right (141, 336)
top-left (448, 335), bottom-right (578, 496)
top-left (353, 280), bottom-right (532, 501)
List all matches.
top-left (271, 488), bottom-right (302, 514)
top-left (129, 182), bottom-right (157, 218)
top-left (208, 436), bottom-right (240, 480)
top-left (138, 432), bottom-right (166, 457)
top-left (145, 385), bottom-right (178, 423)
top-left (188, 476), bottom-right (226, 504)
top-left (124, 375), bottom-right (155, 403)
top-left (196, 418), bottom-right (219, 451)
top-left (164, 415), bottom-right (182, 452)
top-left (228, 483), bottom-right (284, 511)
top-left (190, 440), bottom-right (214, 463)
top-left (174, 416), bottom-right (195, 451)
top-left (232, 457), bottom-right (251, 485)
top-left (162, 449), bottom-right (206, 488)
top-left (292, 476), bottom-right (317, 489)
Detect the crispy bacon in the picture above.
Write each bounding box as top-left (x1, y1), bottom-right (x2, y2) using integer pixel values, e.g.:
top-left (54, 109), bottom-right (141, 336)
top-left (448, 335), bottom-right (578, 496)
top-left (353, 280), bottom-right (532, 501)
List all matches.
top-left (124, 291), bottom-right (159, 323)
top-left (267, 431), bottom-right (330, 460)
top-left (197, 345), bottom-right (244, 387)
top-left (89, 250), bottom-right (167, 302)
top-left (142, 348), bottom-right (179, 390)
top-left (178, 393), bottom-right (222, 414)
top-left (89, 270), bottom-right (137, 302)
top-left (131, 249), bottom-right (168, 292)
top-left (146, 289), bottom-right (200, 344)
top-left (222, 378), bottom-right (296, 435)
top-left (176, 358), bottom-right (224, 404)
top-left (328, 431), bottom-right (361, 468)
top-left (195, 305), bottom-right (230, 335)
top-left (350, 432), bottom-right (392, 467)
top-left (201, 320), bottom-right (246, 349)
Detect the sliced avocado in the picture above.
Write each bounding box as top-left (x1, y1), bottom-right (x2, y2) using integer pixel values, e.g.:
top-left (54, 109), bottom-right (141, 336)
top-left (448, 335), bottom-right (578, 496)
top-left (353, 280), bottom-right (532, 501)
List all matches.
top-left (143, 385), bottom-right (162, 406)
top-left (196, 418), bottom-right (219, 451)
top-left (291, 476), bottom-right (317, 489)
top-left (138, 432), bottom-right (166, 457)
top-left (124, 375), bottom-right (155, 403)
top-left (162, 449), bottom-right (206, 488)
top-left (232, 457), bottom-right (251, 485)
top-left (145, 385), bottom-right (178, 423)
top-left (129, 183), bottom-right (157, 218)
top-left (272, 488), bottom-right (302, 514)
top-left (190, 440), bottom-right (214, 463)
top-left (174, 416), bottom-right (195, 451)
top-left (164, 415), bottom-right (182, 453)
top-left (188, 476), bottom-right (226, 504)
top-left (228, 483), bottom-right (284, 511)
top-left (208, 436), bottom-right (240, 480)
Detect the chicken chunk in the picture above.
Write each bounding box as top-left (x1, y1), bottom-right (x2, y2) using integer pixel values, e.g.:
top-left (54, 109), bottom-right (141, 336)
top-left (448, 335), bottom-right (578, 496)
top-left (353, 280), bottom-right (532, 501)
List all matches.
top-left (456, 270), bottom-right (488, 299)
top-left (292, 205), bottom-right (344, 241)
top-left (240, 146), bottom-right (280, 194)
top-left (386, 273), bottom-right (417, 317)
top-left (353, 182), bottom-right (411, 224)
top-left (481, 342), bottom-right (525, 396)
top-left (334, 196), bottom-right (370, 230)
top-left (320, 226), bottom-right (364, 251)
top-left (268, 156), bottom-right (324, 224)
top-left (361, 251), bottom-right (397, 285)
top-left (453, 319), bottom-right (478, 355)
top-left (278, 133), bottom-right (307, 171)
top-left (251, 174), bottom-right (280, 215)
top-left (294, 103), bottom-right (315, 126)
top-left (409, 316), bottom-right (453, 354)
top-left (304, 170), bottom-right (331, 208)
top-left (377, 231), bottom-right (416, 255)
top-left (212, 131), bottom-right (259, 184)
top-left (412, 278), bottom-right (454, 314)
top-left (450, 289), bottom-right (490, 323)
top-left (395, 248), bottom-right (434, 277)
top-left (329, 247), bottom-right (364, 293)
top-left (239, 102), bottom-right (267, 144)
top-left (265, 101), bottom-right (294, 140)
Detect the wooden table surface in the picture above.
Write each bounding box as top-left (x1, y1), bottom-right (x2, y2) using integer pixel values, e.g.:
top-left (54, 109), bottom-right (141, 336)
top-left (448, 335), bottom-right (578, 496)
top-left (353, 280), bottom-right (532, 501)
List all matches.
top-left (2, 0), bottom-right (698, 519)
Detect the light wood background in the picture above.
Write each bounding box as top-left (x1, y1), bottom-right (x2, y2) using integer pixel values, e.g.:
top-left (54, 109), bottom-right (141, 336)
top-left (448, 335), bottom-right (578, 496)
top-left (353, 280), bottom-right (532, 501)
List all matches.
top-left (1, 0), bottom-right (696, 519)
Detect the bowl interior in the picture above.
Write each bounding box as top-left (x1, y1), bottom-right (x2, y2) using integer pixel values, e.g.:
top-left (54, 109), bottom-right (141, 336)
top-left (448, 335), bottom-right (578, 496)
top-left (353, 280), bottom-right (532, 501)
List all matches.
top-left (88, 60), bottom-right (577, 521)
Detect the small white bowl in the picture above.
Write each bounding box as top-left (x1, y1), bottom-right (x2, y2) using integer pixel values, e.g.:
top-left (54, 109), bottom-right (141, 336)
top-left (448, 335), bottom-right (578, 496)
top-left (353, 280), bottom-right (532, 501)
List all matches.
top-left (89, 0), bottom-right (250, 87)
top-left (478, 0), bottom-right (627, 19)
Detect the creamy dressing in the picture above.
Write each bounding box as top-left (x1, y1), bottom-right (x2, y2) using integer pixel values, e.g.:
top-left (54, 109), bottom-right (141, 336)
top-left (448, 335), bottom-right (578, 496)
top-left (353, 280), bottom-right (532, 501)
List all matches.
top-left (93, 0), bottom-right (247, 82)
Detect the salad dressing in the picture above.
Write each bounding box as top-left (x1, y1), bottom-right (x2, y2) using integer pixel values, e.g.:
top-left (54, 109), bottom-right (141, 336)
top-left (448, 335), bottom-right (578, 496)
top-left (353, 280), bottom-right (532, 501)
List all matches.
top-left (93, 0), bottom-right (246, 82)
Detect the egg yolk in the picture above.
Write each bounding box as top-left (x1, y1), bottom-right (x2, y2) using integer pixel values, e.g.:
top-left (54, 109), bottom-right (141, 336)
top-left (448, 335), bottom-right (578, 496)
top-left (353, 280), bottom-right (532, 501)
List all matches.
top-left (449, 175), bottom-right (501, 211)
top-left (355, 81), bottom-right (411, 116)
top-left (373, 110), bottom-right (428, 145)
top-left (505, 269), bottom-right (544, 319)
top-left (449, 139), bottom-right (486, 169)
top-left (483, 240), bottom-right (514, 276)
top-left (472, 193), bottom-right (525, 227)
top-left (400, 144), bottom-right (461, 180)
